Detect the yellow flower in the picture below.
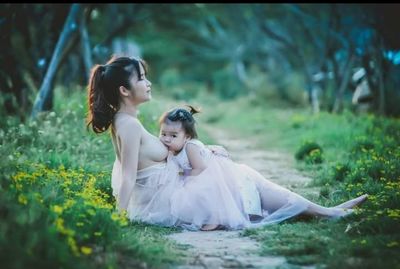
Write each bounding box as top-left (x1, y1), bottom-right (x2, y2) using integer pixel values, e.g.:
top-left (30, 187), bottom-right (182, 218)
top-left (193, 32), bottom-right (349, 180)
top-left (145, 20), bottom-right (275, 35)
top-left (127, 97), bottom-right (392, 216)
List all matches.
top-left (55, 218), bottom-right (75, 236)
top-left (387, 209), bottom-right (400, 219)
top-left (68, 236), bottom-right (80, 257)
top-left (52, 205), bottom-right (63, 214)
top-left (64, 199), bottom-right (76, 209)
top-left (111, 212), bottom-right (119, 221)
top-left (87, 209), bottom-right (96, 216)
top-left (80, 246), bottom-right (92, 255)
top-left (18, 194), bottom-right (28, 205)
top-left (119, 218), bottom-right (128, 227)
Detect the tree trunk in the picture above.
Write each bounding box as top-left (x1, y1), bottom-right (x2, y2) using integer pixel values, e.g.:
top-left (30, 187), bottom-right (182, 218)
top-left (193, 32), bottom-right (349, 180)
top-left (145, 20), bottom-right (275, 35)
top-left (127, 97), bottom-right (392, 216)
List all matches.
top-left (330, 53), bottom-right (340, 107)
top-left (31, 4), bottom-right (83, 119)
top-left (80, 6), bottom-right (93, 82)
top-left (234, 60), bottom-right (249, 90)
top-left (332, 53), bottom-right (355, 113)
top-left (376, 42), bottom-right (386, 115)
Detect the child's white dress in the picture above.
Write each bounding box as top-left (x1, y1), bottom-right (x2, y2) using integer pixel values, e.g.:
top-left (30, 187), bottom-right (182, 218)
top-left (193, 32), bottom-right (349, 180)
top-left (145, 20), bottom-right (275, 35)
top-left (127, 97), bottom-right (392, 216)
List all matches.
top-left (168, 139), bottom-right (266, 230)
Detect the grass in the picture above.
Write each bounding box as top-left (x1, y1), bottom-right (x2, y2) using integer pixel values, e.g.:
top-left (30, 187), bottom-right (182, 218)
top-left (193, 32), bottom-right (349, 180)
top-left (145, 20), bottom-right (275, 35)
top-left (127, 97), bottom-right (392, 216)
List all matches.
top-left (242, 219), bottom-right (400, 268)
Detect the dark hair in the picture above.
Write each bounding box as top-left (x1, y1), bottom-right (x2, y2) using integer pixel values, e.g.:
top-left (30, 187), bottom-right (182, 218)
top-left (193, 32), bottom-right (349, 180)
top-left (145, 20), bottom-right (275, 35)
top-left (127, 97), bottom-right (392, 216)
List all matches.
top-left (86, 56), bottom-right (148, 133)
top-left (159, 105), bottom-right (201, 138)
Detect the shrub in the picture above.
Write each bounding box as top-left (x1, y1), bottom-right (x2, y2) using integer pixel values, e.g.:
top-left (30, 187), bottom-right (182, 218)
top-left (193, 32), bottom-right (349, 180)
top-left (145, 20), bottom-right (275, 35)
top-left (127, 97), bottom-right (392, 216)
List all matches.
top-left (332, 163), bottom-right (351, 182)
top-left (295, 141), bottom-right (323, 163)
top-left (304, 148), bottom-right (323, 164)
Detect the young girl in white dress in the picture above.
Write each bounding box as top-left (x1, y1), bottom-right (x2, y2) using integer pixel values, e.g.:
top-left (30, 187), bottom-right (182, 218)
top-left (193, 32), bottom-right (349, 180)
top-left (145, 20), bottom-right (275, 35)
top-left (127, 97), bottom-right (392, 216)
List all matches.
top-left (158, 106), bottom-right (368, 231)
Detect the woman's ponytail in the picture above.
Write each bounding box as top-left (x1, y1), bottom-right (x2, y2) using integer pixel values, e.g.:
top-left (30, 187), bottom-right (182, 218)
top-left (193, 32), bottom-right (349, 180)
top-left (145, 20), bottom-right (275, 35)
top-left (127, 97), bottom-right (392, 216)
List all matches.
top-left (87, 64), bottom-right (116, 133)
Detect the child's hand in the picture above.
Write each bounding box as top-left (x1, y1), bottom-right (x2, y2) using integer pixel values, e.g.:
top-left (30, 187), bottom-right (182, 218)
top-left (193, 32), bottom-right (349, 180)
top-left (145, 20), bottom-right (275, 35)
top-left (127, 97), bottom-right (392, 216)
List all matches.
top-left (207, 145), bottom-right (230, 158)
top-left (179, 169), bottom-right (192, 180)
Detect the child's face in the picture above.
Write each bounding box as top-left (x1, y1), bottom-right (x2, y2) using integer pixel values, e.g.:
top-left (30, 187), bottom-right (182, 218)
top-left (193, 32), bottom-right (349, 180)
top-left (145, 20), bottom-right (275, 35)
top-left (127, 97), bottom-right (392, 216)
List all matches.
top-left (159, 121), bottom-right (190, 154)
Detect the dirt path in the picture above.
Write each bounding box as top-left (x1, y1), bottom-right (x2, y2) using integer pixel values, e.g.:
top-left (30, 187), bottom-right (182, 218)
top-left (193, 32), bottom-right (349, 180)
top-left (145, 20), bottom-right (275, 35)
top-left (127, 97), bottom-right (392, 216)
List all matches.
top-left (167, 125), bottom-right (319, 269)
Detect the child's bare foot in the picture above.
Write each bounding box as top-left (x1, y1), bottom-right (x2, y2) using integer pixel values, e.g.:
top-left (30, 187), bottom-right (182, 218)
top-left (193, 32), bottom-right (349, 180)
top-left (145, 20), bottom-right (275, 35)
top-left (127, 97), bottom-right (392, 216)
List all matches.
top-left (200, 224), bottom-right (221, 231)
top-left (335, 194), bottom-right (368, 209)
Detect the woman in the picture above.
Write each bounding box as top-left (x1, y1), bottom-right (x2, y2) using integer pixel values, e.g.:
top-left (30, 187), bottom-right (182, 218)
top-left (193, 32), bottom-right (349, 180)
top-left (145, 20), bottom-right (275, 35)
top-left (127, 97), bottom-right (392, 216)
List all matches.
top-left (87, 56), bottom-right (367, 230)
top-left (87, 56), bottom-right (183, 227)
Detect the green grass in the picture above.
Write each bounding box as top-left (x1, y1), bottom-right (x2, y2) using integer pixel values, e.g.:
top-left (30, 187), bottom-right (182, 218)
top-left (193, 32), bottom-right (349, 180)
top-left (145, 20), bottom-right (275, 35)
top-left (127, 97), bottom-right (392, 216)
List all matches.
top-left (242, 220), bottom-right (400, 268)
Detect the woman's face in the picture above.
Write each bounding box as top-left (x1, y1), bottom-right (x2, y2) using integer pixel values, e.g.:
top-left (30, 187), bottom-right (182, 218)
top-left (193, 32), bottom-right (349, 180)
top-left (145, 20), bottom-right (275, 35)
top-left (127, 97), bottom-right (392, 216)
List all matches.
top-left (129, 63), bottom-right (152, 104)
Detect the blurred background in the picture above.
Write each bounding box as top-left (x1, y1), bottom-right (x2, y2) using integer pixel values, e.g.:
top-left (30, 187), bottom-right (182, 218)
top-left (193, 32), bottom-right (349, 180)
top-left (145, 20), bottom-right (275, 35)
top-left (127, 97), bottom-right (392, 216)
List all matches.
top-left (1, 4), bottom-right (400, 268)
top-left (1, 3), bottom-right (400, 121)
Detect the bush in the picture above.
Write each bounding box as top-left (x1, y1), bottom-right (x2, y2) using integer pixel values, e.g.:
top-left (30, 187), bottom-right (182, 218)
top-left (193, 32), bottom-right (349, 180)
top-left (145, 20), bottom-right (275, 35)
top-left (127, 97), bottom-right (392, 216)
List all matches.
top-left (295, 141), bottom-right (323, 163)
top-left (304, 148), bottom-right (324, 164)
top-left (332, 163), bottom-right (351, 182)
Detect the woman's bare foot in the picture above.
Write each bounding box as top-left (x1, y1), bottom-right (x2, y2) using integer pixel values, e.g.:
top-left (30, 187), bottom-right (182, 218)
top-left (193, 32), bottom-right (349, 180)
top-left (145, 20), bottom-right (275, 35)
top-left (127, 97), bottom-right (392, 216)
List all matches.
top-left (332, 208), bottom-right (355, 218)
top-left (335, 194), bottom-right (368, 209)
top-left (200, 224), bottom-right (221, 231)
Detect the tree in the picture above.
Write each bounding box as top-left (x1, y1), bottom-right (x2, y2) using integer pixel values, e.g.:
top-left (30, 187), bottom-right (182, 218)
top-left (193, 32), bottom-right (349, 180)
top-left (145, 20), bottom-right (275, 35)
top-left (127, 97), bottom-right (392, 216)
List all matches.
top-left (0, 4), bottom-right (71, 120)
top-left (31, 4), bottom-right (87, 119)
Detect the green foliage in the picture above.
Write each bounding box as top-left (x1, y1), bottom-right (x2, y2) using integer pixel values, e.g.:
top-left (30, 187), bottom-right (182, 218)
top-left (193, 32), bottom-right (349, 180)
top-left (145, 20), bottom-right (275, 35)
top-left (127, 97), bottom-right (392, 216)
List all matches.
top-left (295, 141), bottom-right (323, 164)
top-left (305, 148), bottom-right (323, 164)
top-left (332, 163), bottom-right (351, 182)
top-left (212, 64), bottom-right (245, 99)
top-left (158, 68), bottom-right (205, 101)
top-left (327, 116), bottom-right (400, 236)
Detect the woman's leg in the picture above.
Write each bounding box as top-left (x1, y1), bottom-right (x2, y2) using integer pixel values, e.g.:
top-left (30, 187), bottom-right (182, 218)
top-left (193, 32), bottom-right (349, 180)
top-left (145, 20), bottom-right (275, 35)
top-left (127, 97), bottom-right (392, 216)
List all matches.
top-left (240, 164), bottom-right (367, 219)
top-left (334, 194), bottom-right (368, 209)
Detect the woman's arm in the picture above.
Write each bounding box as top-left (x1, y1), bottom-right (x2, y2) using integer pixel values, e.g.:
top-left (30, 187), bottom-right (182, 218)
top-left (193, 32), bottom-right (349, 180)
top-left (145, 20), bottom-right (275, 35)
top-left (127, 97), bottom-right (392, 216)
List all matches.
top-left (186, 143), bottom-right (207, 176)
top-left (117, 118), bottom-right (142, 211)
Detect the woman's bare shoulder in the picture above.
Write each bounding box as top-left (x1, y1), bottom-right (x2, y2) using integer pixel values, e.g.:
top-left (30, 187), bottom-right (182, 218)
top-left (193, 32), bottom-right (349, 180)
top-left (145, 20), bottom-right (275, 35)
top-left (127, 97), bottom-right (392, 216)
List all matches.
top-left (114, 114), bottom-right (143, 136)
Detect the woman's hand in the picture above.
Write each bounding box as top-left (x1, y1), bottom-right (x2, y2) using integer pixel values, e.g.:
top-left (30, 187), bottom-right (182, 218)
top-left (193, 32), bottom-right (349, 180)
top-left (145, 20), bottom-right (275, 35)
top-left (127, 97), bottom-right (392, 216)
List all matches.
top-left (207, 145), bottom-right (230, 158)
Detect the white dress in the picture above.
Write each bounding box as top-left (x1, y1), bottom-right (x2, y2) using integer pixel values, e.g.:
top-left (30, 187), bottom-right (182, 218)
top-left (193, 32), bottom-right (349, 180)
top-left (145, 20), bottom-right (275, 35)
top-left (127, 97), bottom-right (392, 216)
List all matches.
top-left (112, 134), bottom-right (353, 230)
top-left (168, 139), bottom-right (265, 230)
top-left (167, 139), bottom-right (344, 230)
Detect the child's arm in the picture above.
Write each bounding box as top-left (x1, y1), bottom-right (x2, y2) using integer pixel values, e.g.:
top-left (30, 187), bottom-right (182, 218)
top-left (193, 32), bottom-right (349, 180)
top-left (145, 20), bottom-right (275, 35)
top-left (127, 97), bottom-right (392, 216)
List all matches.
top-left (207, 144), bottom-right (230, 158)
top-left (186, 143), bottom-right (207, 176)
